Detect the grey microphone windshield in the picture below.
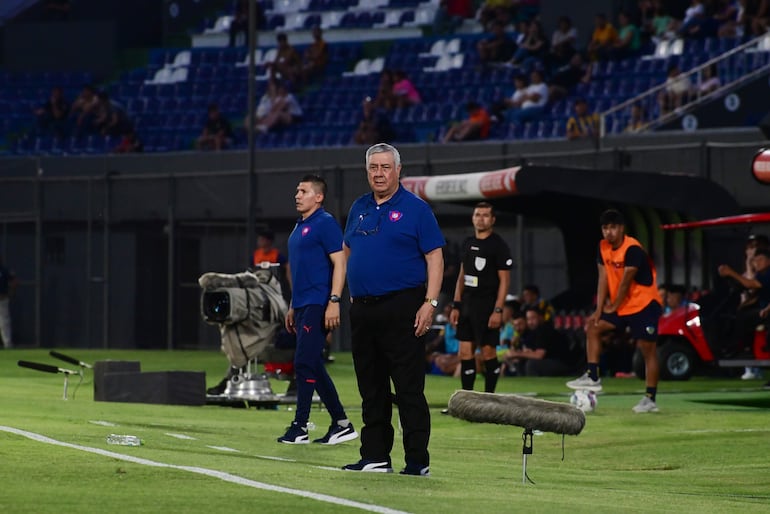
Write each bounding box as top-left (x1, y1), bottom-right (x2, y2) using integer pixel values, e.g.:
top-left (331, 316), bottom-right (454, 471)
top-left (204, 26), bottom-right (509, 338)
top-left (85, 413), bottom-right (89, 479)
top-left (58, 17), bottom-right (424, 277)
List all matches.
top-left (447, 390), bottom-right (585, 435)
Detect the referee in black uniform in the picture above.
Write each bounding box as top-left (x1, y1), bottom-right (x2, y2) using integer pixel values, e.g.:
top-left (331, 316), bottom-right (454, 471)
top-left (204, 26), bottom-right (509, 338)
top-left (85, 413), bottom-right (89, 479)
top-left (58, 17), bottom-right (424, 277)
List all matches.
top-left (449, 202), bottom-right (512, 393)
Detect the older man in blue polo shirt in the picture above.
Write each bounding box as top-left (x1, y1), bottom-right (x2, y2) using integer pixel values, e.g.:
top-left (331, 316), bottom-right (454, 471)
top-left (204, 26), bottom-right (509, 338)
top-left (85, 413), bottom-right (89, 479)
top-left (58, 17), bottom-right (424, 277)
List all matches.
top-left (342, 143), bottom-right (445, 476)
top-left (277, 174), bottom-right (358, 446)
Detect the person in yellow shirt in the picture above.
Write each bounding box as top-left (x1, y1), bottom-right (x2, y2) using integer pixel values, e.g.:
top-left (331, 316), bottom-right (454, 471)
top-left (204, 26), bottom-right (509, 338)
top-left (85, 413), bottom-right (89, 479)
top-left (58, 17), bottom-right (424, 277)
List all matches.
top-left (565, 98), bottom-right (599, 141)
top-left (588, 13), bottom-right (618, 61)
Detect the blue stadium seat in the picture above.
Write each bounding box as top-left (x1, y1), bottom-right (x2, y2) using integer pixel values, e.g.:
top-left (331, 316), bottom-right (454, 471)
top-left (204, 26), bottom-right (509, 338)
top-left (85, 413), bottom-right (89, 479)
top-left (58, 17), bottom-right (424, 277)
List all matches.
top-left (372, 11), bottom-right (385, 26)
top-left (355, 12), bottom-right (373, 28)
top-left (303, 14), bottom-right (322, 29)
top-left (267, 14), bottom-right (285, 30)
top-left (552, 119), bottom-right (566, 138)
top-left (521, 122), bottom-right (536, 139)
top-left (339, 12), bottom-right (357, 28)
top-left (399, 10), bottom-right (415, 25)
top-left (501, 123), bottom-right (518, 140)
top-left (308, 130), bottom-right (325, 147)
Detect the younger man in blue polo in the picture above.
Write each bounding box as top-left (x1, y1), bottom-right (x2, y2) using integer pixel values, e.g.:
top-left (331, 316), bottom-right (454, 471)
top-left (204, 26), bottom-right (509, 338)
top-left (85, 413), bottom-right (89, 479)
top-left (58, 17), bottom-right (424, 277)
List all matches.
top-left (278, 174), bottom-right (358, 445)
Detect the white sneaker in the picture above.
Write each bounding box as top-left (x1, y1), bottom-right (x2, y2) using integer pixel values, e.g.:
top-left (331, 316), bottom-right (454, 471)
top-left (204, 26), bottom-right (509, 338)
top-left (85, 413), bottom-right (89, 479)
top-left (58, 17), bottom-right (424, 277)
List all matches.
top-left (566, 373), bottom-right (603, 392)
top-left (741, 368), bottom-right (762, 380)
top-left (632, 396), bottom-right (659, 413)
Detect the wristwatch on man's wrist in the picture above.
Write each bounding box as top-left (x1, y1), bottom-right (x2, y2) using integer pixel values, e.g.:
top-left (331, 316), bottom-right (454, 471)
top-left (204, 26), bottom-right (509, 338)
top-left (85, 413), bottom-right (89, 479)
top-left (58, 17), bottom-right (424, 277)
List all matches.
top-left (493, 307), bottom-right (503, 314)
top-left (425, 297), bottom-right (439, 308)
top-left (329, 294), bottom-right (341, 303)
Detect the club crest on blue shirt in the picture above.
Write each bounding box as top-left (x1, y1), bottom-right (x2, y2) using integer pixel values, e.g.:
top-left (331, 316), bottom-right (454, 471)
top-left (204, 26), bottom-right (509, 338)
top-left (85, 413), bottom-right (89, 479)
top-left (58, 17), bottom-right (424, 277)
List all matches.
top-left (388, 211), bottom-right (403, 222)
top-left (301, 226), bottom-right (311, 236)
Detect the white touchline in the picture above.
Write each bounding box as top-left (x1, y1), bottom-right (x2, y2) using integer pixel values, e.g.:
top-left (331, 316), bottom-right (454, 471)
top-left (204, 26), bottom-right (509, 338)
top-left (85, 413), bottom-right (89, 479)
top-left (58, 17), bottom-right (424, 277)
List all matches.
top-left (88, 420), bottom-right (117, 427)
top-left (206, 445), bottom-right (240, 452)
top-left (255, 455), bottom-right (296, 462)
top-left (165, 433), bottom-right (197, 440)
top-left (1, 426), bottom-right (411, 514)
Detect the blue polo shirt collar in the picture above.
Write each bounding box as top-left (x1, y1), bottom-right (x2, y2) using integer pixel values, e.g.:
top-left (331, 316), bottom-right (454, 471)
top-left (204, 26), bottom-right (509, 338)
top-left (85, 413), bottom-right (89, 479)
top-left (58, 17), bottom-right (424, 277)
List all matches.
top-left (366, 184), bottom-right (406, 209)
top-left (297, 206), bottom-right (326, 225)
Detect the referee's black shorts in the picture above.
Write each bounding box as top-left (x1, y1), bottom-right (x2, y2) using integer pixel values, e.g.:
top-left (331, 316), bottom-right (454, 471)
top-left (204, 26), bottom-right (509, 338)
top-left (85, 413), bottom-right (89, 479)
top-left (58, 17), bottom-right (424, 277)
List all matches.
top-left (455, 295), bottom-right (498, 347)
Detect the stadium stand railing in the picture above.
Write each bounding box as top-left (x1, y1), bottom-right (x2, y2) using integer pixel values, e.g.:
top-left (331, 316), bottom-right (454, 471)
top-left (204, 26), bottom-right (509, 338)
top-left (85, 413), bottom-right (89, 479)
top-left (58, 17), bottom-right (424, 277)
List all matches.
top-left (599, 33), bottom-right (770, 137)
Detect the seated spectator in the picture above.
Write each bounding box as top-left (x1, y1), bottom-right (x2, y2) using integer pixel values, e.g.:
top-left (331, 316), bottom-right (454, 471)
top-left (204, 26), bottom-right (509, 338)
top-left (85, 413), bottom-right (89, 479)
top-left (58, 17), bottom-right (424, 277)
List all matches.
top-left (34, 86), bottom-right (69, 138)
top-left (392, 70), bottom-right (422, 108)
top-left (549, 15), bottom-right (578, 68)
top-left (477, 0), bottom-right (517, 31)
top-left (501, 308), bottom-right (527, 375)
top-left (503, 306), bottom-right (574, 376)
top-left (566, 98), bottom-right (599, 140)
top-left (548, 52), bottom-right (589, 102)
top-left (624, 102), bottom-right (647, 133)
top-left (443, 101), bottom-right (491, 143)
top-left (611, 10), bottom-right (642, 60)
top-left (648, 1), bottom-right (678, 42)
top-left (713, 0), bottom-right (741, 37)
top-left (426, 304), bottom-right (461, 376)
top-left (267, 32), bottom-right (301, 85)
top-left (510, 19), bottom-right (548, 67)
top-left (520, 284), bottom-right (555, 323)
top-left (698, 63), bottom-right (721, 95)
top-left (353, 96), bottom-right (394, 145)
top-left (718, 245), bottom-right (770, 359)
top-left (433, 0), bottom-right (474, 35)
top-left (197, 103), bottom-right (233, 151)
top-left (498, 301), bottom-right (518, 350)
top-left (664, 284), bottom-right (689, 314)
top-left (748, 0), bottom-right (770, 36)
top-left (93, 93), bottom-right (132, 138)
top-left (678, 0), bottom-right (708, 38)
top-left (254, 82), bottom-right (303, 134)
top-left (637, 0), bottom-right (656, 31)
top-left (658, 64), bottom-right (692, 115)
top-left (495, 73), bottom-right (528, 118)
top-left (70, 84), bottom-right (99, 136)
top-left (300, 26), bottom-right (328, 85)
top-left (718, 0), bottom-right (747, 38)
top-left (477, 20), bottom-right (517, 67)
top-left (507, 69), bottom-right (548, 125)
top-left (245, 79), bottom-right (278, 130)
top-left (588, 13), bottom-right (618, 61)
top-left (113, 130), bottom-right (143, 153)
top-left (228, 0), bottom-right (265, 47)
top-left (374, 69), bottom-right (396, 111)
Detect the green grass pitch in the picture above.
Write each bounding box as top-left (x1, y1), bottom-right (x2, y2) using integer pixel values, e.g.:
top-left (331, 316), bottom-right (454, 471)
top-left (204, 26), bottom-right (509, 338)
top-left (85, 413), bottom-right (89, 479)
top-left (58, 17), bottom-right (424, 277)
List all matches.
top-left (1, 349), bottom-right (768, 513)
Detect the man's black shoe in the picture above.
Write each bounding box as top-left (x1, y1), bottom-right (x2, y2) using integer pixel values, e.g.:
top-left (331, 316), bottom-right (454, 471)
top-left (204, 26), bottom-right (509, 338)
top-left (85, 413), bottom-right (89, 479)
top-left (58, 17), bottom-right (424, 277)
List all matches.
top-left (206, 377), bottom-right (228, 395)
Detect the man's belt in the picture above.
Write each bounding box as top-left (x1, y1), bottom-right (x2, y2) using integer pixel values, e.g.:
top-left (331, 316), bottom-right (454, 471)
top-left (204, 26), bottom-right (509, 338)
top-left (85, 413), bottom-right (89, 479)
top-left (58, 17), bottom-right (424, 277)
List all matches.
top-left (351, 286), bottom-right (424, 304)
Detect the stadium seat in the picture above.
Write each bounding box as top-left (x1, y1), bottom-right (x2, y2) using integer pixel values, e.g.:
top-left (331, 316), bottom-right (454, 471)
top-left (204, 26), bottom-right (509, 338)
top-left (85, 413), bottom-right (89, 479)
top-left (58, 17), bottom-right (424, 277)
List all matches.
top-left (171, 51), bottom-right (192, 69)
top-left (355, 12), bottom-right (373, 28)
top-left (303, 14), bottom-right (322, 29)
top-left (339, 12), bottom-right (357, 28)
top-left (399, 10), bottom-right (415, 25)
top-left (536, 120), bottom-right (552, 139)
top-left (321, 11), bottom-right (343, 29)
top-left (204, 15), bottom-right (233, 34)
top-left (521, 122), bottom-right (536, 139)
top-left (267, 14), bottom-right (286, 30)
top-left (284, 12), bottom-right (308, 31)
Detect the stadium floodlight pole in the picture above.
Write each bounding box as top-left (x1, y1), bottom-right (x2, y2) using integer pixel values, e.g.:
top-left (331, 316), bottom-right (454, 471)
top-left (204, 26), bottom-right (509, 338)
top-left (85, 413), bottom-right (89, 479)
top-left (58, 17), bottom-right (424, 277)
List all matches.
top-left (246, 0), bottom-right (258, 260)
